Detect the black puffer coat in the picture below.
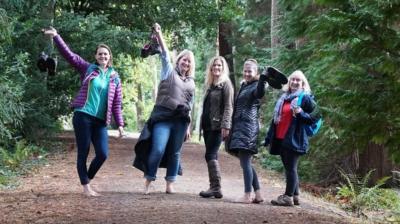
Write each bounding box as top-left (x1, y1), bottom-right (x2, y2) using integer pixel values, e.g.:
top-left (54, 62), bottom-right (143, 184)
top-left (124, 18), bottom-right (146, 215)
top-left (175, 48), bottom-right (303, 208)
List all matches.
top-left (228, 78), bottom-right (267, 155)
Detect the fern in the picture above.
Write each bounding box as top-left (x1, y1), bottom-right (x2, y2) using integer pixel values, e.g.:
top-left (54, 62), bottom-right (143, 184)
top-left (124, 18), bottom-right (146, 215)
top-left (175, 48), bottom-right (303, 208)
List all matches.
top-left (0, 141), bottom-right (44, 171)
top-left (337, 169), bottom-right (400, 217)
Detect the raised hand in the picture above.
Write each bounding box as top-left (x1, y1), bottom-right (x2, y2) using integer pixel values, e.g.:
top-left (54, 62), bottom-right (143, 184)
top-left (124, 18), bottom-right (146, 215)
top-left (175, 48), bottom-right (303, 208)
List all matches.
top-left (152, 23), bottom-right (161, 34)
top-left (42, 26), bottom-right (58, 38)
top-left (260, 66), bottom-right (270, 82)
top-left (151, 22), bottom-right (166, 53)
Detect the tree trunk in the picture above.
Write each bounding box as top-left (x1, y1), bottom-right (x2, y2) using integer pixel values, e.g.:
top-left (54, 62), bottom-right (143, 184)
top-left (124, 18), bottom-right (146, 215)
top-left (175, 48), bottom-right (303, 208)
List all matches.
top-left (270, 0), bottom-right (279, 59)
top-left (135, 83), bottom-right (145, 130)
top-left (218, 21), bottom-right (235, 89)
top-left (358, 142), bottom-right (395, 185)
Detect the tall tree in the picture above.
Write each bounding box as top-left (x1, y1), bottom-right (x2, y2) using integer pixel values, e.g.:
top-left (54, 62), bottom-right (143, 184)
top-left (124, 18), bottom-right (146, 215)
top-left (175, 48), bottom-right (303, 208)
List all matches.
top-left (270, 0), bottom-right (278, 59)
top-left (218, 21), bottom-right (235, 86)
top-left (276, 0), bottom-right (400, 183)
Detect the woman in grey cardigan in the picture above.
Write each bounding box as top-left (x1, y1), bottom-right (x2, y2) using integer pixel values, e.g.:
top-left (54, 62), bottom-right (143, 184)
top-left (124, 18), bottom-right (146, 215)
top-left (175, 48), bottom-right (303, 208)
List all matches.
top-left (134, 23), bottom-right (196, 194)
top-left (199, 56), bottom-right (234, 199)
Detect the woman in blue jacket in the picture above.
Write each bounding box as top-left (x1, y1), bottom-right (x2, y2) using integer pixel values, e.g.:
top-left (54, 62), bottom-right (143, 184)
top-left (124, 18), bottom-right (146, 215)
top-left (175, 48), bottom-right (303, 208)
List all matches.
top-left (264, 70), bottom-right (318, 206)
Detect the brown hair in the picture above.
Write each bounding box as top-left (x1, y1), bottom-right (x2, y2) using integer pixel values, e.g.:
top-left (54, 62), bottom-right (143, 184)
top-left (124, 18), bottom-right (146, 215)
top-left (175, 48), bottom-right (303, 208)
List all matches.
top-left (95, 43), bottom-right (113, 67)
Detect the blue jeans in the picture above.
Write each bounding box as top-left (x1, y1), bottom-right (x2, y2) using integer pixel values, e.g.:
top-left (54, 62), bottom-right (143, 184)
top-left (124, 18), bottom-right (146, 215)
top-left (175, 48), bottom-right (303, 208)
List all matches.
top-left (280, 146), bottom-right (300, 197)
top-left (239, 151), bottom-right (260, 193)
top-left (203, 130), bottom-right (222, 162)
top-left (73, 111), bottom-right (108, 185)
top-left (146, 119), bottom-right (188, 182)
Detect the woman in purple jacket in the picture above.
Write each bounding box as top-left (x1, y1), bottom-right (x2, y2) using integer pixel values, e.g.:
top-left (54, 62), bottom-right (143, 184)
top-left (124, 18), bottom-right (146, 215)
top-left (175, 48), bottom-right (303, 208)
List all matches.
top-left (44, 27), bottom-right (125, 196)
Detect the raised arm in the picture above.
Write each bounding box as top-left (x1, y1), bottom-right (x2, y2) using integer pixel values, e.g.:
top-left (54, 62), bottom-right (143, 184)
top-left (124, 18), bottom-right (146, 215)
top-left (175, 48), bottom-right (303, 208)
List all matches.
top-left (152, 23), bottom-right (172, 80)
top-left (43, 27), bottom-right (90, 79)
top-left (254, 73), bottom-right (268, 99)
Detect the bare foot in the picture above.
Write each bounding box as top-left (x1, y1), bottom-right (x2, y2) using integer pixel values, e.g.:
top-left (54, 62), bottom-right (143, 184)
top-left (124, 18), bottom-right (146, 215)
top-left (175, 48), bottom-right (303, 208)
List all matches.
top-left (144, 179), bottom-right (152, 195)
top-left (165, 181), bottom-right (175, 194)
top-left (83, 184), bottom-right (100, 197)
top-left (253, 190), bottom-right (265, 204)
top-left (234, 193), bottom-right (252, 204)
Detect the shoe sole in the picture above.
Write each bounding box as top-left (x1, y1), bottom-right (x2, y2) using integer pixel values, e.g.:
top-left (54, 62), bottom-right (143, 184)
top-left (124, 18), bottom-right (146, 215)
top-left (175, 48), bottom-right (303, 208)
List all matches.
top-left (199, 193), bottom-right (223, 199)
top-left (271, 200), bottom-right (293, 206)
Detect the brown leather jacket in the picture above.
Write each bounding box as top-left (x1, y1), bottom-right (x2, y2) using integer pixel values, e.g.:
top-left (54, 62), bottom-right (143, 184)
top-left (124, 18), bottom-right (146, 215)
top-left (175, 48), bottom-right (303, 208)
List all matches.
top-left (201, 80), bottom-right (234, 131)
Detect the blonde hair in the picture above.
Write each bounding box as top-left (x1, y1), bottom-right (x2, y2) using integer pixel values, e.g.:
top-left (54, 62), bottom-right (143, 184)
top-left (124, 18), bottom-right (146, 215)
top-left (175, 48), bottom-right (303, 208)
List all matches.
top-left (205, 56), bottom-right (230, 88)
top-left (175, 49), bottom-right (196, 77)
top-left (242, 58), bottom-right (259, 81)
top-left (282, 70), bottom-right (311, 93)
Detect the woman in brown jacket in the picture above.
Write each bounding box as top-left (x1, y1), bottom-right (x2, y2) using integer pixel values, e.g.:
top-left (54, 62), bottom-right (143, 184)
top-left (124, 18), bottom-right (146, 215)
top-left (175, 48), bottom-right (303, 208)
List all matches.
top-left (199, 56), bottom-right (234, 198)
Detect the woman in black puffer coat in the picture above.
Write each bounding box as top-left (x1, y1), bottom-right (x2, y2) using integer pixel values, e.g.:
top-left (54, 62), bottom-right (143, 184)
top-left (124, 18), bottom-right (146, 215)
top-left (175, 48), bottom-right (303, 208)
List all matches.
top-left (227, 59), bottom-right (268, 204)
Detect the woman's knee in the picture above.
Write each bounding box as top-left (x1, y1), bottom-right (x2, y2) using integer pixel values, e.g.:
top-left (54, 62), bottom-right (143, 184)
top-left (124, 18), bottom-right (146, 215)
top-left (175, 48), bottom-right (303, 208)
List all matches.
top-left (205, 153), bottom-right (217, 162)
top-left (148, 151), bottom-right (164, 163)
top-left (96, 151), bottom-right (108, 161)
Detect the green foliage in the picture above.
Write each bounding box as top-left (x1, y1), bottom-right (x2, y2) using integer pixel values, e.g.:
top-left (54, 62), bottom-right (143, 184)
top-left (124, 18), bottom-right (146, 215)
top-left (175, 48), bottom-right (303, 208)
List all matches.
top-left (336, 169), bottom-right (400, 217)
top-left (260, 148), bottom-right (320, 182)
top-left (0, 52), bottom-right (28, 144)
top-left (115, 54), bottom-right (159, 130)
top-left (229, 1), bottom-right (271, 82)
top-left (0, 139), bottom-right (50, 188)
top-left (259, 150), bottom-right (284, 172)
top-left (0, 140), bottom-right (45, 172)
top-left (273, 0), bottom-right (400, 185)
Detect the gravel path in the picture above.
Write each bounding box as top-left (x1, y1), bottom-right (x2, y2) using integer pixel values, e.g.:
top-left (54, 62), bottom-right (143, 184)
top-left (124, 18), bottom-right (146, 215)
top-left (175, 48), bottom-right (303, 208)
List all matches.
top-left (0, 131), bottom-right (358, 224)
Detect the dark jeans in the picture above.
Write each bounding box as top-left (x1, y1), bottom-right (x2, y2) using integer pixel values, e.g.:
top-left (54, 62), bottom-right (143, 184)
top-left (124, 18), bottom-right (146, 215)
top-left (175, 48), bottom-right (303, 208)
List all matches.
top-left (203, 130), bottom-right (222, 162)
top-left (73, 111), bottom-right (108, 185)
top-left (146, 118), bottom-right (188, 182)
top-left (277, 140), bottom-right (300, 197)
top-left (239, 151), bottom-right (260, 193)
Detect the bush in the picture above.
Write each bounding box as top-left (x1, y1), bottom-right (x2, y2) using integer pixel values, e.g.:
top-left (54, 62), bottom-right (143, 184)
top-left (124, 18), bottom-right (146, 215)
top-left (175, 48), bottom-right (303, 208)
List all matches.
top-left (336, 169), bottom-right (400, 218)
top-left (0, 140), bottom-right (45, 172)
top-left (0, 140), bottom-right (47, 187)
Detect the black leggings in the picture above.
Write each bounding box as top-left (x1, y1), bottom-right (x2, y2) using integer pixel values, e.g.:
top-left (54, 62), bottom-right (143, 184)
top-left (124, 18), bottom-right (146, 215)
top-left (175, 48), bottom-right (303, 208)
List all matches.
top-left (280, 144), bottom-right (300, 196)
top-left (203, 130), bottom-right (222, 162)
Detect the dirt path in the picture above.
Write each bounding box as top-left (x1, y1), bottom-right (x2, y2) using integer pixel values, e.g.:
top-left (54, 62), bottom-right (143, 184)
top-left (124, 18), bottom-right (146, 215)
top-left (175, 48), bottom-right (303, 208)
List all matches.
top-left (0, 131), bottom-right (358, 224)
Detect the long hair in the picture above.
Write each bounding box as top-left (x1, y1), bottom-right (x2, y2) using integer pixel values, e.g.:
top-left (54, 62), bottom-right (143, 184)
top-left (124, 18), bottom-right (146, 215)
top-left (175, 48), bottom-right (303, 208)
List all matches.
top-left (95, 43), bottom-right (113, 67)
top-left (282, 70), bottom-right (311, 93)
top-left (175, 49), bottom-right (195, 77)
top-left (205, 56), bottom-right (230, 88)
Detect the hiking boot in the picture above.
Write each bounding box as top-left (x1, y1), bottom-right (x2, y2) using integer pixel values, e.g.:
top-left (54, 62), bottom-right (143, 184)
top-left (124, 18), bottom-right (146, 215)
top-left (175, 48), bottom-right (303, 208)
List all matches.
top-left (293, 195), bottom-right (300, 205)
top-left (271, 195), bottom-right (294, 206)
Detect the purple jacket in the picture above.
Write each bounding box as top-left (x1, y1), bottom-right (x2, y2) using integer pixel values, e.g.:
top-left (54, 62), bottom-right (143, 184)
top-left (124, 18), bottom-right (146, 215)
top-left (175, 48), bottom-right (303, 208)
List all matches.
top-left (53, 35), bottom-right (124, 127)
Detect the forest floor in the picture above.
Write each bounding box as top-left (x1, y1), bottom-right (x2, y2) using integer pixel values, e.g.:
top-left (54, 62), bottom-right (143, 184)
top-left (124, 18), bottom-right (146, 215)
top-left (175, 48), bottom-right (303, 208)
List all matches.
top-left (0, 131), bottom-right (361, 224)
